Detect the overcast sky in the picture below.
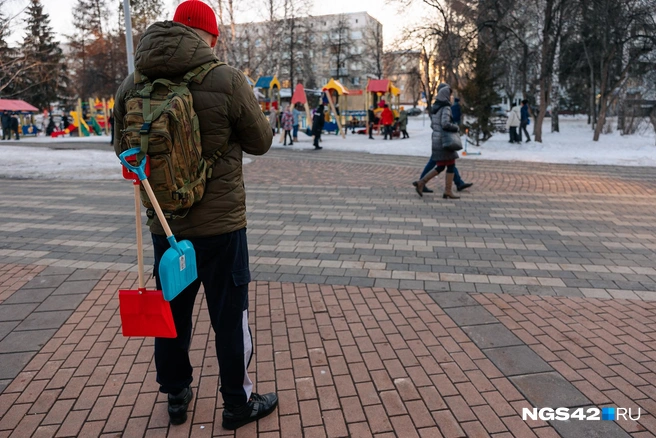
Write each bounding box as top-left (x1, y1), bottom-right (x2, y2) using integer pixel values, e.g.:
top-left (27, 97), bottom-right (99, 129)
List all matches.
top-left (4, 0), bottom-right (427, 48)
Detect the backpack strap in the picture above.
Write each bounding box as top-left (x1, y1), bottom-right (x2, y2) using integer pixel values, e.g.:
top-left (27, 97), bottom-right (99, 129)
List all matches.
top-left (183, 61), bottom-right (226, 84)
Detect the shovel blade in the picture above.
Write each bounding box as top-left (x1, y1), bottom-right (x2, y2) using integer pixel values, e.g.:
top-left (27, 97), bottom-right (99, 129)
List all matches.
top-left (159, 239), bottom-right (197, 301)
top-left (119, 289), bottom-right (177, 338)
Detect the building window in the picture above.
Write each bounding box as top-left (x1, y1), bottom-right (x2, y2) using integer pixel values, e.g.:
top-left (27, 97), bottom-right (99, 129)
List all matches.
top-left (353, 77), bottom-right (360, 85)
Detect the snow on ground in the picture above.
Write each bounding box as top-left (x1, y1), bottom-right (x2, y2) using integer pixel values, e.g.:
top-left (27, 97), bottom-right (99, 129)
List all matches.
top-left (273, 115), bottom-right (656, 167)
top-left (12, 134), bottom-right (113, 143)
top-left (0, 145), bottom-right (252, 180)
top-left (0, 116), bottom-right (653, 179)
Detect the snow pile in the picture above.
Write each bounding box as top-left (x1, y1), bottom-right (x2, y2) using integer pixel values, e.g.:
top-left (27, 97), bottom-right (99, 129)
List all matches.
top-left (465, 117), bottom-right (656, 167)
top-left (0, 146), bottom-right (123, 179)
top-left (273, 116), bottom-right (656, 167)
top-left (0, 116), bottom-right (654, 180)
top-left (0, 145), bottom-right (253, 179)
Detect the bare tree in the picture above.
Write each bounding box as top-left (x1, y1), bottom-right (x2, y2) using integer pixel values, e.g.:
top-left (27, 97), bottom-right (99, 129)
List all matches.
top-left (324, 14), bottom-right (360, 85)
top-left (363, 20), bottom-right (384, 79)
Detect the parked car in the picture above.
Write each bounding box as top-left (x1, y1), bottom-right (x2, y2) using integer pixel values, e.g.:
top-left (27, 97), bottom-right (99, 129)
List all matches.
top-left (407, 107), bottom-right (424, 116)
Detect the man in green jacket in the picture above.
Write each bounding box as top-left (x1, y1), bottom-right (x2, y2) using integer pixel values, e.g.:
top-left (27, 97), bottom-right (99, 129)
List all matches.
top-left (113, 0), bottom-right (275, 430)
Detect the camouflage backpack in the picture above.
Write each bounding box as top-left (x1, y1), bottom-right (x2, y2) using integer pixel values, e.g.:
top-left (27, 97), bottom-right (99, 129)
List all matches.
top-left (119, 60), bottom-right (227, 219)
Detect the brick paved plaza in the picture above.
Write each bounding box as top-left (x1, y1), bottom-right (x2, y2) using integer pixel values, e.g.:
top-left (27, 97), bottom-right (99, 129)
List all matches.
top-left (1, 149), bottom-right (656, 437)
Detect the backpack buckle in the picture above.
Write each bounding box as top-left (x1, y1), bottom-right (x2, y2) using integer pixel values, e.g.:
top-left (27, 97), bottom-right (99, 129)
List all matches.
top-left (140, 122), bottom-right (152, 134)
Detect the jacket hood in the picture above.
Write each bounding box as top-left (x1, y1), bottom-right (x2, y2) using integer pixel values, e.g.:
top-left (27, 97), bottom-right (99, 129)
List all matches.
top-left (134, 21), bottom-right (217, 79)
top-left (437, 85), bottom-right (451, 102)
top-left (512, 106), bottom-right (521, 116)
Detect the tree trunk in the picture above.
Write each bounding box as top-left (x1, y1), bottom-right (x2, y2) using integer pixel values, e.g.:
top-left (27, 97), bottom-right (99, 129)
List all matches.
top-left (534, 0), bottom-right (554, 143)
top-left (551, 37), bottom-right (560, 133)
top-left (593, 65), bottom-right (609, 141)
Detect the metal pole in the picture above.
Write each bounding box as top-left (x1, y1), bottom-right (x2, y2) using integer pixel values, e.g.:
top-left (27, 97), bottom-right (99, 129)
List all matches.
top-left (123, 0), bottom-right (135, 74)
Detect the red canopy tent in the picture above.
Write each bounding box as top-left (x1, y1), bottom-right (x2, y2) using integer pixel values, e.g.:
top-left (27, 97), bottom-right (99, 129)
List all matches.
top-left (0, 99), bottom-right (39, 113)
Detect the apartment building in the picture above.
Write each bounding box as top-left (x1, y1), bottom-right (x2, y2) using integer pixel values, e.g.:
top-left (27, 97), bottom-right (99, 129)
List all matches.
top-left (232, 12), bottom-right (383, 90)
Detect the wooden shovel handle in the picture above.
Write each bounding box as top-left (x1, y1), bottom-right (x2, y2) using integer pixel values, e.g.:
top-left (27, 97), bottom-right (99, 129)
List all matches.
top-left (133, 184), bottom-right (145, 290)
top-left (141, 179), bottom-right (174, 238)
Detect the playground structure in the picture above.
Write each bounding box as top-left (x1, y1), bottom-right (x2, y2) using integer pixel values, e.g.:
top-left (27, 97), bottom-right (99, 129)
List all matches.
top-left (255, 76), bottom-right (281, 112)
top-left (365, 79), bottom-right (401, 135)
top-left (322, 78), bottom-right (349, 139)
top-left (291, 84), bottom-right (311, 130)
top-left (0, 99), bottom-right (39, 136)
top-left (51, 97), bottom-right (113, 138)
top-left (366, 79), bottom-right (400, 111)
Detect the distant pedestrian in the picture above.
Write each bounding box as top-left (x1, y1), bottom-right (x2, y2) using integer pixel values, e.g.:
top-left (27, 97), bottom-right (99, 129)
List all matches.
top-left (292, 104), bottom-right (301, 142)
top-left (268, 106), bottom-right (277, 136)
top-left (46, 115), bottom-right (57, 136)
top-left (10, 113), bottom-right (20, 140)
top-left (413, 84), bottom-right (461, 199)
top-left (519, 100), bottom-right (531, 142)
top-left (398, 106), bottom-right (409, 139)
top-left (1, 112), bottom-right (10, 140)
top-left (367, 106), bottom-right (377, 139)
top-left (281, 105), bottom-right (293, 146)
top-left (380, 104), bottom-right (394, 140)
top-left (61, 113), bottom-right (70, 130)
top-left (109, 111), bottom-right (115, 145)
top-left (506, 104), bottom-right (520, 143)
top-left (451, 97), bottom-right (461, 125)
top-left (312, 104), bottom-right (324, 150)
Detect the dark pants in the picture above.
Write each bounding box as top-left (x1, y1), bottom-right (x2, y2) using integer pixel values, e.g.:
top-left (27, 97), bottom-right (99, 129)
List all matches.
top-left (420, 159), bottom-right (464, 186)
top-left (313, 132), bottom-right (321, 147)
top-left (1, 125), bottom-right (9, 140)
top-left (284, 130), bottom-right (293, 145)
top-left (292, 125), bottom-right (299, 139)
top-left (383, 124), bottom-right (392, 139)
top-left (519, 122), bottom-right (530, 141)
top-left (401, 129), bottom-right (409, 138)
top-left (509, 127), bottom-right (518, 143)
top-left (436, 164), bottom-right (456, 173)
top-left (152, 228), bottom-right (253, 407)
top-left (368, 122), bottom-right (374, 138)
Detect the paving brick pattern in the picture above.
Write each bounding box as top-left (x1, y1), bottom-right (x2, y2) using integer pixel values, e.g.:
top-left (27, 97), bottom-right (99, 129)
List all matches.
top-left (0, 271), bottom-right (564, 438)
top-left (1, 150), bottom-right (656, 436)
top-left (476, 293), bottom-right (656, 436)
top-left (2, 151), bottom-right (655, 301)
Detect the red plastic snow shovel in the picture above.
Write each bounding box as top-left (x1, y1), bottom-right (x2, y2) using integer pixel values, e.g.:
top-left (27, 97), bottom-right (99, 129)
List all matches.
top-left (119, 155), bottom-right (177, 338)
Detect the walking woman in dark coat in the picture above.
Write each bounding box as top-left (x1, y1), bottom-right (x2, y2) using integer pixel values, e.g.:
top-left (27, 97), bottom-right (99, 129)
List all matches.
top-left (413, 84), bottom-right (460, 199)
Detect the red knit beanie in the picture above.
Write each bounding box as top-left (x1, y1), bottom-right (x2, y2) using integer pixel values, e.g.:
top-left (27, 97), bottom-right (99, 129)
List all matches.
top-left (173, 0), bottom-right (219, 37)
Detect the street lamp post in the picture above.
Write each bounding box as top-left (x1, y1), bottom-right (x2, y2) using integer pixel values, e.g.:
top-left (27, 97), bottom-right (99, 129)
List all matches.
top-left (123, 0), bottom-right (135, 74)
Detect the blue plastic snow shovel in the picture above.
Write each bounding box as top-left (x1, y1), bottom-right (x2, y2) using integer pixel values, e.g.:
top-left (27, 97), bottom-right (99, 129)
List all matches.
top-left (119, 147), bottom-right (198, 301)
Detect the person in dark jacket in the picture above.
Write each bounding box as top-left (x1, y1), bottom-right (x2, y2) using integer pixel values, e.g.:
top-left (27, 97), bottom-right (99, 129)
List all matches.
top-left (108, 111), bottom-right (114, 144)
top-left (46, 115), bottom-right (57, 136)
top-left (451, 98), bottom-right (461, 125)
top-left (1, 112), bottom-right (10, 140)
top-left (312, 104), bottom-right (324, 149)
top-left (113, 0), bottom-right (276, 430)
top-left (10, 114), bottom-right (19, 140)
top-left (367, 106), bottom-right (377, 139)
top-left (398, 107), bottom-right (409, 138)
top-left (413, 84), bottom-right (460, 199)
top-left (519, 99), bottom-right (531, 142)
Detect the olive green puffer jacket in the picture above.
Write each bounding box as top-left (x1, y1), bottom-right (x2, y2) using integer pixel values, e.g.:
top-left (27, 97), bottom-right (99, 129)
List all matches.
top-left (114, 21), bottom-right (272, 238)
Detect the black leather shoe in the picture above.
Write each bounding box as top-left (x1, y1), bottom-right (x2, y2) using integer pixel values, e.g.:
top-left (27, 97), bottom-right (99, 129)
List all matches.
top-left (168, 387), bottom-right (193, 425)
top-left (457, 183), bottom-right (473, 192)
top-left (222, 392), bottom-right (278, 430)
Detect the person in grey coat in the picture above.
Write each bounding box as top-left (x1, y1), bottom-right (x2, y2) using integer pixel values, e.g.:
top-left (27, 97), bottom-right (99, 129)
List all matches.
top-left (413, 84), bottom-right (460, 199)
